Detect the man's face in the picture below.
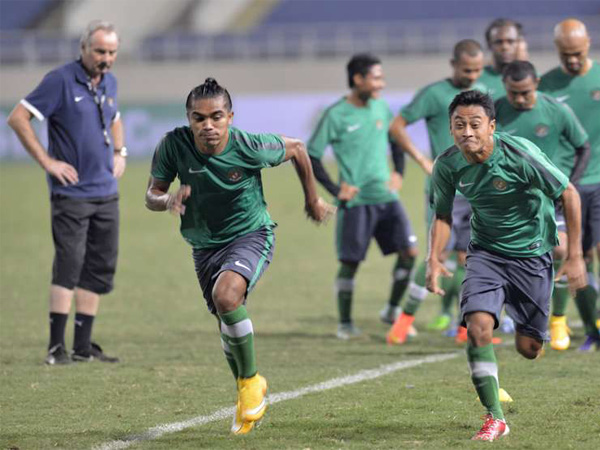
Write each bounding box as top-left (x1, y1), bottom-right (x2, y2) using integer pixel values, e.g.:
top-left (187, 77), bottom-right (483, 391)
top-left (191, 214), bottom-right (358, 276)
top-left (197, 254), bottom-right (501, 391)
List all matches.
top-left (354, 64), bottom-right (386, 99)
top-left (504, 75), bottom-right (538, 110)
top-left (451, 105), bottom-right (495, 163)
top-left (80, 30), bottom-right (119, 78)
top-left (187, 96), bottom-right (233, 151)
top-left (556, 35), bottom-right (590, 75)
top-left (488, 26), bottom-right (519, 67)
top-left (452, 53), bottom-right (484, 89)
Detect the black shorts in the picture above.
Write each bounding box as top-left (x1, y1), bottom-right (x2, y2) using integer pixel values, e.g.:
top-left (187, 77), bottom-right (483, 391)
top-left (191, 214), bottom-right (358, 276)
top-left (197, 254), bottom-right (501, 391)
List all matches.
top-left (51, 194), bottom-right (119, 294)
top-left (192, 226), bottom-right (275, 315)
top-left (461, 243), bottom-right (553, 342)
top-left (578, 183), bottom-right (600, 252)
top-left (335, 200), bottom-right (416, 263)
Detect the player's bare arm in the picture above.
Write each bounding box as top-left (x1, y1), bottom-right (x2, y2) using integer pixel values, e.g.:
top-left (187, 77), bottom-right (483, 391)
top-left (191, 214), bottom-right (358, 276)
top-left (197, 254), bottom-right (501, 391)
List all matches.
top-left (389, 115), bottom-right (433, 175)
top-left (282, 136), bottom-right (336, 224)
top-left (555, 182), bottom-right (587, 293)
top-left (7, 103), bottom-right (79, 186)
top-left (145, 176), bottom-right (191, 215)
top-left (426, 214), bottom-right (453, 295)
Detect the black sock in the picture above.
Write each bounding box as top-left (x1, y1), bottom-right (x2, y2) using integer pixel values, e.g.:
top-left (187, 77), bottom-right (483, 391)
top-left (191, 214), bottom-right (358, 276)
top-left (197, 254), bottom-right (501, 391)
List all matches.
top-left (49, 312), bottom-right (68, 349)
top-left (73, 313), bottom-right (95, 353)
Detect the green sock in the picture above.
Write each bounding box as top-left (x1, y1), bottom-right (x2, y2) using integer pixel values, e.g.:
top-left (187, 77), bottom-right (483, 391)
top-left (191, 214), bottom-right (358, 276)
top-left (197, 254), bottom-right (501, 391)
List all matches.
top-left (467, 343), bottom-right (504, 420)
top-left (574, 284), bottom-right (600, 338)
top-left (219, 306), bottom-right (256, 379)
top-left (403, 262), bottom-right (428, 316)
top-left (337, 262), bottom-right (358, 324)
top-left (220, 336), bottom-right (239, 379)
top-left (552, 259), bottom-right (569, 316)
top-left (388, 255), bottom-right (415, 307)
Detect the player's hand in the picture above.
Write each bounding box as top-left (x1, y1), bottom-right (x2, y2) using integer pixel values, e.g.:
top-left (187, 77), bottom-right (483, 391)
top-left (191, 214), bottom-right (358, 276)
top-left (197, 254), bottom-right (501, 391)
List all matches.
top-left (555, 256), bottom-right (587, 295)
top-left (113, 154), bottom-right (126, 179)
top-left (44, 158), bottom-right (79, 186)
top-left (426, 258), bottom-right (453, 295)
top-left (337, 182), bottom-right (360, 201)
top-left (388, 171), bottom-right (403, 191)
top-left (306, 197), bottom-right (336, 224)
top-left (421, 157), bottom-right (434, 176)
top-left (166, 185), bottom-right (191, 216)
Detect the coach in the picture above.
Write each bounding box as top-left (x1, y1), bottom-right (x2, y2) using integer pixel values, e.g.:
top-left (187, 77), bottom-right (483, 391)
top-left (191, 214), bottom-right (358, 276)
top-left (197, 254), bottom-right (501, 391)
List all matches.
top-left (7, 20), bottom-right (126, 365)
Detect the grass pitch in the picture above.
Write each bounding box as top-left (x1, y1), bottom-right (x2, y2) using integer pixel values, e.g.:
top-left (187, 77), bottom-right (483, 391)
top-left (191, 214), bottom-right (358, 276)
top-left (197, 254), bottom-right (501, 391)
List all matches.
top-left (1, 161), bottom-right (598, 449)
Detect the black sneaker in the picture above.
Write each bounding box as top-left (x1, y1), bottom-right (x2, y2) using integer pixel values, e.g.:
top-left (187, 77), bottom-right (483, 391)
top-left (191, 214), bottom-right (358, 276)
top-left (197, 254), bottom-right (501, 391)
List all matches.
top-left (45, 344), bottom-right (72, 365)
top-left (72, 342), bottom-right (120, 363)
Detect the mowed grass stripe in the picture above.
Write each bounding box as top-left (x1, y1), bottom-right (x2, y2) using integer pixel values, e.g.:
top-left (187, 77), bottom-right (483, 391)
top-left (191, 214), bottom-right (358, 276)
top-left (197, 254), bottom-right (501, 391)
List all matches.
top-left (94, 352), bottom-right (459, 450)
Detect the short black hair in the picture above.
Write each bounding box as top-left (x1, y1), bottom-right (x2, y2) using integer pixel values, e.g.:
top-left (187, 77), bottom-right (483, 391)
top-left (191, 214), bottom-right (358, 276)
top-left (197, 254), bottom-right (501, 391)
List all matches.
top-left (485, 18), bottom-right (523, 45)
top-left (502, 60), bottom-right (537, 82)
top-left (448, 90), bottom-right (495, 120)
top-left (453, 39), bottom-right (483, 61)
top-left (347, 53), bottom-right (381, 88)
top-left (186, 77), bottom-right (232, 111)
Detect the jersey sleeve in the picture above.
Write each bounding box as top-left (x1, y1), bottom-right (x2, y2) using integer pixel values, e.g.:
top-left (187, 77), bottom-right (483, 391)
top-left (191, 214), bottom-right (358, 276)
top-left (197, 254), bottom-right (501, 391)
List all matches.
top-left (558, 102), bottom-right (588, 148)
top-left (521, 140), bottom-right (569, 200)
top-left (235, 130), bottom-right (286, 169)
top-left (430, 159), bottom-right (456, 216)
top-left (22, 69), bottom-right (64, 121)
top-left (400, 86), bottom-right (435, 125)
top-left (150, 134), bottom-right (178, 182)
top-left (307, 109), bottom-right (337, 159)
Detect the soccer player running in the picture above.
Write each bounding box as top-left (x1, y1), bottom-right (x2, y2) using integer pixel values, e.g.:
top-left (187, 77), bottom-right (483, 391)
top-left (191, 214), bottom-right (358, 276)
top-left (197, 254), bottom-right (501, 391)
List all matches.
top-left (540, 18), bottom-right (600, 351)
top-left (479, 18), bottom-right (525, 100)
top-left (496, 60), bottom-right (591, 350)
top-left (386, 40), bottom-right (485, 344)
top-left (427, 90), bottom-right (586, 441)
top-left (145, 78), bottom-right (334, 434)
top-left (308, 53), bottom-right (431, 340)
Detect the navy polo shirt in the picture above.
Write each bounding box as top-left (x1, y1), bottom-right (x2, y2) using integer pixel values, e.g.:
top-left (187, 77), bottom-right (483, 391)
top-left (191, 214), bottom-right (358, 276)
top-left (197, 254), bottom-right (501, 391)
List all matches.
top-left (21, 60), bottom-right (119, 198)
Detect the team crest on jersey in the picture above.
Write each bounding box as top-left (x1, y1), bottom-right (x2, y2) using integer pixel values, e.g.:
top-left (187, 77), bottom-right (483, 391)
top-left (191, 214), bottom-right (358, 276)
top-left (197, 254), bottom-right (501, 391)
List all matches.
top-left (376, 119), bottom-right (383, 130)
top-left (535, 124), bottom-right (549, 137)
top-left (591, 90), bottom-right (600, 101)
top-left (227, 168), bottom-right (243, 182)
top-left (493, 177), bottom-right (507, 191)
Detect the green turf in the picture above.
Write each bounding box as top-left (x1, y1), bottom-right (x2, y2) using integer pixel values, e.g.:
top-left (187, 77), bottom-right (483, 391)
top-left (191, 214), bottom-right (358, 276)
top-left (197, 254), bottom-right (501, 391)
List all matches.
top-left (1, 161), bottom-right (598, 449)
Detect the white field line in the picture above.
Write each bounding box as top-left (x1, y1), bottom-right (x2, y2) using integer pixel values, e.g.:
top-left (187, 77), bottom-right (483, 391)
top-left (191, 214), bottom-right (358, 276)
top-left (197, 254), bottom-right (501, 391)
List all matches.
top-left (93, 352), bottom-right (459, 450)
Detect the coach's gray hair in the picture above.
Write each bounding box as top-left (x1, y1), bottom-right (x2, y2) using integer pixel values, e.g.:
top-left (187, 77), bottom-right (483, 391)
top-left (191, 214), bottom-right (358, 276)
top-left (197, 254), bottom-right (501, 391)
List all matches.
top-left (80, 20), bottom-right (118, 49)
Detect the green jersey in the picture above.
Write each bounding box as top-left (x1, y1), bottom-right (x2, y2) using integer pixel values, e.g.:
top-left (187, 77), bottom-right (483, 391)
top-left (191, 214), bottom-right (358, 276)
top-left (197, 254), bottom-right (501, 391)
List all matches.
top-left (307, 97), bottom-right (396, 208)
top-left (478, 66), bottom-right (506, 101)
top-left (495, 92), bottom-right (588, 178)
top-left (431, 132), bottom-right (569, 257)
top-left (151, 126), bottom-right (286, 249)
top-left (539, 60), bottom-right (600, 185)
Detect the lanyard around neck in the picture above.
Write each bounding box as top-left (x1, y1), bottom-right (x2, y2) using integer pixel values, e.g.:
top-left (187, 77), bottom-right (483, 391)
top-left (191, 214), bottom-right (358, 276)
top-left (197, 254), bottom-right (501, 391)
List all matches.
top-left (86, 80), bottom-right (111, 147)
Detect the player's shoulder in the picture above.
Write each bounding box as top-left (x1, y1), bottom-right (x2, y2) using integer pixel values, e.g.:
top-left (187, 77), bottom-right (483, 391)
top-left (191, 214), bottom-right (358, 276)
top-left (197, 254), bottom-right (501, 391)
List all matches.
top-left (230, 127), bottom-right (283, 151)
top-left (160, 126), bottom-right (192, 149)
top-left (539, 66), bottom-right (563, 85)
top-left (320, 97), bottom-right (348, 118)
top-left (493, 95), bottom-right (510, 111)
top-left (497, 132), bottom-right (543, 159)
top-left (419, 78), bottom-right (452, 97)
top-left (436, 145), bottom-right (461, 163)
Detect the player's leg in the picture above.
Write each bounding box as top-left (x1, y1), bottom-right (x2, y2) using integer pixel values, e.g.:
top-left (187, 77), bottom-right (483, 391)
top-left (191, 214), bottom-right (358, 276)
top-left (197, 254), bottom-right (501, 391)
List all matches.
top-left (335, 205), bottom-right (373, 338)
top-left (46, 195), bottom-right (90, 365)
top-left (550, 225), bottom-right (571, 350)
top-left (73, 196), bottom-right (120, 363)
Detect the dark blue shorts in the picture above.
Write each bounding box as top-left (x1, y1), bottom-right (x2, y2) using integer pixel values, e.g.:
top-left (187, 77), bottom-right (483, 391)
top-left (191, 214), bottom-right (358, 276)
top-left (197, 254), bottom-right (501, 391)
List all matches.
top-left (192, 226), bottom-right (275, 315)
top-left (448, 195), bottom-right (472, 252)
top-left (336, 200), bottom-right (416, 263)
top-left (461, 243), bottom-right (553, 342)
top-left (578, 183), bottom-right (600, 252)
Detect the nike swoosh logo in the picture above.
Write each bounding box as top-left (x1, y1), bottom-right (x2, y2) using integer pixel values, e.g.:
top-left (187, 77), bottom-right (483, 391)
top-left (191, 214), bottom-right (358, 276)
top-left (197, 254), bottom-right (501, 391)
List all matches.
top-left (556, 95), bottom-right (570, 102)
top-left (459, 180), bottom-right (475, 187)
top-left (234, 260), bottom-right (251, 272)
top-left (347, 124), bottom-right (361, 133)
top-left (74, 96), bottom-right (84, 102)
top-left (74, 320), bottom-right (83, 327)
top-left (189, 167), bottom-right (207, 174)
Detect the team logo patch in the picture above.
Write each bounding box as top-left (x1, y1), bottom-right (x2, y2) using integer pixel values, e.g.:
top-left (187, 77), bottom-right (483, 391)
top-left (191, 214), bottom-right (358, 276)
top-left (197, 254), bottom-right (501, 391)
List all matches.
top-left (591, 90), bottom-right (600, 101)
top-left (376, 119), bottom-right (383, 130)
top-left (535, 124), bottom-right (549, 137)
top-left (227, 168), bottom-right (243, 182)
top-left (493, 177), bottom-right (507, 191)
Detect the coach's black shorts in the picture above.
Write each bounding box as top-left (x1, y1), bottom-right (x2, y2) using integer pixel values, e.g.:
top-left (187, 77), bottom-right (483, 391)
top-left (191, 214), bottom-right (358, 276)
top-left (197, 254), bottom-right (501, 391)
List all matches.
top-left (335, 200), bottom-right (416, 263)
top-left (460, 243), bottom-right (553, 342)
top-left (51, 193), bottom-right (119, 294)
top-left (578, 182), bottom-right (600, 252)
top-left (192, 226), bottom-right (275, 315)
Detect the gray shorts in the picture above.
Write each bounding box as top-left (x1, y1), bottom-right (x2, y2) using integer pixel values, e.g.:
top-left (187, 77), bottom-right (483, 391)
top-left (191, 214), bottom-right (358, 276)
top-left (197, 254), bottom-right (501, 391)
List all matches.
top-left (461, 243), bottom-right (553, 342)
top-left (578, 183), bottom-right (600, 252)
top-left (336, 200), bottom-right (416, 263)
top-left (192, 226), bottom-right (275, 315)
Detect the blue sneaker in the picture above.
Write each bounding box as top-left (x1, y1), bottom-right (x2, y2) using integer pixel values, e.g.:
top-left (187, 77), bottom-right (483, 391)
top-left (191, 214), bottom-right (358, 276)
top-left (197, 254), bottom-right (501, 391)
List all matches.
top-left (578, 335), bottom-right (600, 352)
